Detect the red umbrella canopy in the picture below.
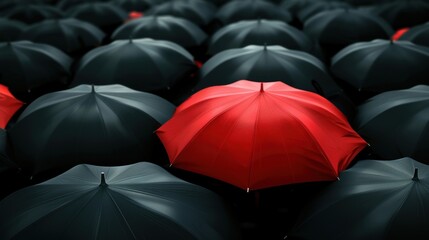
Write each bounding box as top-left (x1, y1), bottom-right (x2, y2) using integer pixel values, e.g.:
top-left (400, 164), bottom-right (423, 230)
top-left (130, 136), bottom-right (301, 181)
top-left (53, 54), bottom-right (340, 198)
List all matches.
top-left (156, 80), bottom-right (367, 191)
top-left (0, 84), bottom-right (23, 128)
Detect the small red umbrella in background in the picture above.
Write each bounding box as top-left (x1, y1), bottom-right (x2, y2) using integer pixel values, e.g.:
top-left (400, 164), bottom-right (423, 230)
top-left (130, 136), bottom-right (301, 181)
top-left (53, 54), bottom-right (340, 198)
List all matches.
top-left (156, 80), bottom-right (367, 191)
top-left (392, 27), bottom-right (409, 41)
top-left (126, 11), bottom-right (143, 22)
top-left (0, 84), bottom-right (23, 128)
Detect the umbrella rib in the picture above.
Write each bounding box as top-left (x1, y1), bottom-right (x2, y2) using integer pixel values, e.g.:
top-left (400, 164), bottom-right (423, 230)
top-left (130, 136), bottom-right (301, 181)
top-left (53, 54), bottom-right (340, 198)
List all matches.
top-left (105, 190), bottom-right (138, 240)
top-left (247, 94), bottom-right (262, 191)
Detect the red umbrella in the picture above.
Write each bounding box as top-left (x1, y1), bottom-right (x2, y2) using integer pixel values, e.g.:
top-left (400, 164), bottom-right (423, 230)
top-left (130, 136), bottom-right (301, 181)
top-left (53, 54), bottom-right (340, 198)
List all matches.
top-left (0, 84), bottom-right (23, 128)
top-left (156, 80), bottom-right (367, 191)
top-left (392, 27), bottom-right (409, 41)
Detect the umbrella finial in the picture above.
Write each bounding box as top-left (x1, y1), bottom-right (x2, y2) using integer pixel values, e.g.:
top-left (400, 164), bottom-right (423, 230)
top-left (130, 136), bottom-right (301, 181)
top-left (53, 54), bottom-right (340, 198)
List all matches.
top-left (100, 172), bottom-right (108, 186)
top-left (260, 82), bottom-right (264, 92)
top-left (264, 43), bottom-right (267, 51)
top-left (91, 85), bottom-right (95, 93)
top-left (247, 188), bottom-right (250, 193)
top-left (412, 168), bottom-right (419, 181)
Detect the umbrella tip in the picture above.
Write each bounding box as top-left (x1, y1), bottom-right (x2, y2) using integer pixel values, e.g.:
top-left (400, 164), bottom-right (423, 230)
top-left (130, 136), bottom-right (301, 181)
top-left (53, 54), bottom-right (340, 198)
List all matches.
top-left (100, 172), bottom-right (108, 186)
top-left (129, 36), bottom-right (133, 43)
top-left (91, 85), bottom-right (96, 93)
top-left (337, 176), bottom-right (340, 181)
top-left (260, 82), bottom-right (264, 92)
top-left (263, 43), bottom-right (267, 50)
top-left (247, 188), bottom-right (250, 193)
top-left (412, 168), bottom-right (419, 181)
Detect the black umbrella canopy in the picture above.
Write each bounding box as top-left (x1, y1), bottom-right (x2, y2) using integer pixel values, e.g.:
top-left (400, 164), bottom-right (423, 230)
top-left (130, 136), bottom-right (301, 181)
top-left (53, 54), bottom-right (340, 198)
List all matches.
top-left (56, 0), bottom-right (105, 11)
top-left (5, 4), bottom-right (64, 24)
top-left (354, 85), bottom-right (429, 163)
top-left (297, 1), bottom-right (352, 23)
top-left (0, 128), bottom-right (17, 174)
top-left (0, 41), bottom-right (72, 95)
top-left (289, 157), bottom-right (429, 240)
top-left (331, 39), bottom-right (429, 93)
top-left (111, 0), bottom-right (152, 12)
top-left (208, 19), bottom-right (313, 55)
top-left (367, 0), bottom-right (429, 29)
top-left (66, 2), bottom-right (128, 33)
top-left (304, 9), bottom-right (393, 46)
top-left (0, 18), bottom-right (27, 42)
top-left (9, 84), bottom-right (175, 176)
top-left (399, 22), bottom-right (429, 47)
top-left (19, 18), bottom-right (105, 55)
top-left (279, 0), bottom-right (318, 17)
top-left (215, 0), bottom-right (292, 26)
top-left (0, 162), bottom-right (241, 240)
top-left (196, 45), bottom-right (341, 98)
top-left (144, 0), bottom-right (217, 26)
top-left (112, 15), bottom-right (207, 48)
top-left (72, 38), bottom-right (196, 93)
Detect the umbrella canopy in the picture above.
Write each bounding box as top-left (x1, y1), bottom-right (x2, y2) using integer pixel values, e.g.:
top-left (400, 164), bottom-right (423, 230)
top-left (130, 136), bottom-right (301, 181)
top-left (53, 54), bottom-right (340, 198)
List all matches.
top-left (112, 16), bottom-right (207, 48)
top-left (56, 0), bottom-right (103, 11)
top-left (156, 80), bottom-right (367, 191)
top-left (71, 38), bottom-right (196, 93)
top-left (354, 85), bottom-right (429, 163)
top-left (297, 1), bottom-right (351, 23)
top-left (144, 0), bottom-right (217, 26)
top-left (66, 2), bottom-right (128, 33)
top-left (304, 9), bottom-right (393, 55)
top-left (9, 84), bottom-right (175, 176)
top-left (0, 128), bottom-right (17, 174)
top-left (331, 39), bottom-right (429, 93)
top-left (367, 0), bottom-right (429, 29)
top-left (0, 41), bottom-right (72, 95)
top-left (215, 0), bottom-right (292, 26)
top-left (0, 84), bottom-right (23, 129)
top-left (208, 19), bottom-right (312, 55)
top-left (19, 18), bottom-right (105, 54)
top-left (196, 45), bottom-right (342, 99)
top-left (0, 18), bottom-right (27, 42)
top-left (289, 157), bottom-right (429, 240)
top-left (5, 4), bottom-right (64, 24)
top-left (0, 162), bottom-right (241, 240)
top-left (112, 0), bottom-right (152, 12)
top-left (399, 22), bottom-right (429, 47)
top-left (279, 0), bottom-right (318, 17)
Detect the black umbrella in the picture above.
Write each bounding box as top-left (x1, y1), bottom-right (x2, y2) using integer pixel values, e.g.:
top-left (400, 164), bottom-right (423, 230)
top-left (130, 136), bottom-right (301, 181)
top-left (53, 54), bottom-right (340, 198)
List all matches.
top-left (196, 45), bottom-right (341, 98)
top-left (279, 0), bottom-right (318, 17)
top-left (367, 0), bottom-right (429, 29)
top-left (66, 2), bottom-right (128, 33)
top-left (5, 4), bottom-right (64, 24)
top-left (9, 84), bottom-right (175, 176)
top-left (289, 157), bottom-right (429, 240)
top-left (215, 0), bottom-right (292, 26)
top-left (72, 38), bottom-right (196, 93)
top-left (297, 1), bottom-right (351, 23)
top-left (354, 85), bottom-right (429, 163)
top-left (0, 41), bottom-right (72, 96)
top-left (399, 22), bottom-right (429, 47)
top-left (56, 0), bottom-right (103, 11)
top-left (331, 39), bottom-right (429, 94)
top-left (144, 0), bottom-right (217, 26)
top-left (0, 162), bottom-right (241, 240)
top-left (111, 16), bottom-right (207, 48)
top-left (19, 18), bottom-right (105, 55)
top-left (111, 0), bottom-right (152, 12)
top-left (208, 19), bottom-right (312, 55)
top-left (304, 9), bottom-right (393, 61)
top-left (0, 18), bottom-right (27, 42)
top-left (0, 128), bottom-right (17, 174)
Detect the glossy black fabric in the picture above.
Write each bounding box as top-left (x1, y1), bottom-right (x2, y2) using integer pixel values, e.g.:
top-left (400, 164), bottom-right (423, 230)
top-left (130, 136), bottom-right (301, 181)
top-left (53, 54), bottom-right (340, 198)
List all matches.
top-left (112, 16), bottom-right (207, 48)
top-left (0, 162), bottom-right (241, 240)
top-left (19, 18), bottom-right (105, 54)
top-left (331, 39), bottom-right (429, 93)
top-left (297, 1), bottom-right (351, 23)
top-left (196, 45), bottom-right (342, 98)
top-left (289, 157), bottom-right (429, 240)
top-left (208, 19), bottom-right (312, 55)
top-left (145, 0), bottom-right (217, 26)
top-left (111, 0), bottom-right (152, 12)
top-left (0, 18), bottom-right (26, 42)
top-left (399, 22), bottom-right (429, 47)
top-left (0, 129), bottom-right (16, 174)
top-left (5, 4), bottom-right (64, 24)
top-left (0, 41), bottom-right (72, 94)
top-left (215, 0), bottom-right (292, 26)
top-left (354, 85), bottom-right (429, 163)
top-left (9, 84), bottom-right (175, 176)
top-left (71, 38), bottom-right (196, 92)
